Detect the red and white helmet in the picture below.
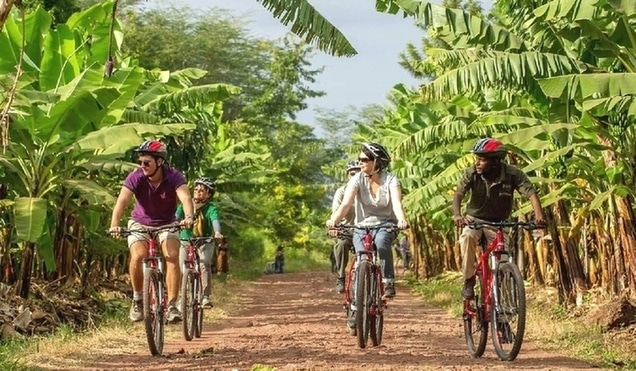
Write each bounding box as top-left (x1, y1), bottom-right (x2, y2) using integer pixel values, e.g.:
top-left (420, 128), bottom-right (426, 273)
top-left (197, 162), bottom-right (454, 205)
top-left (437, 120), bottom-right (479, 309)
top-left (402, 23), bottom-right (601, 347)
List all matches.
top-left (135, 140), bottom-right (167, 160)
top-left (471, 138), bottom-right (507, 159)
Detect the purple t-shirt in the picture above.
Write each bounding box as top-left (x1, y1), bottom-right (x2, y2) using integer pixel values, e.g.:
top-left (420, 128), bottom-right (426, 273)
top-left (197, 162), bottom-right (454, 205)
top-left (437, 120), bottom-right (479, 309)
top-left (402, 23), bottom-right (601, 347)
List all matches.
top-left (123, 165), bottom-right (187, 226)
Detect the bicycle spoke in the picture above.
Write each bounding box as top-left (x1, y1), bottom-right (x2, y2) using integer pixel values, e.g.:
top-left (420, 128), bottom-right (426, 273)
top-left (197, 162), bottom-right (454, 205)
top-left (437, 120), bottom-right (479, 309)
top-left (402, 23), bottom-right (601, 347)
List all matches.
top-left (491, 262), bottom-right (526, 361)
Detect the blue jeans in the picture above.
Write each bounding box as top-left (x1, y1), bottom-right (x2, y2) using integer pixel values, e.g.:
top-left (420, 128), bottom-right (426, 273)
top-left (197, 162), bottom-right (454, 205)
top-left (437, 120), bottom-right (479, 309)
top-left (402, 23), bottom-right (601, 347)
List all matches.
top-left (352, 226), bottom-right (398, 282)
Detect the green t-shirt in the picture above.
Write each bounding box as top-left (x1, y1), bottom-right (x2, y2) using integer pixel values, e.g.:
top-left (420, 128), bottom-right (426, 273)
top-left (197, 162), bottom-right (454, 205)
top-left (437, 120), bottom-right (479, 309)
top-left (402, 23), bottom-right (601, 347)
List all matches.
top-left (176, 202), bottom-right (220, 239)
top-left (456, 163), bottom-right (536, 221)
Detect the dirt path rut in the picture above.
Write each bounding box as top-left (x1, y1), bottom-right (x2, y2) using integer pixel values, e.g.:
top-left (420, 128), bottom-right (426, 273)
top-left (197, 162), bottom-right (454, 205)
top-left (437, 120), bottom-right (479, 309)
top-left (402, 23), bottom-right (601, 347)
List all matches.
top-left (76, 271), bottom-right (599, 370)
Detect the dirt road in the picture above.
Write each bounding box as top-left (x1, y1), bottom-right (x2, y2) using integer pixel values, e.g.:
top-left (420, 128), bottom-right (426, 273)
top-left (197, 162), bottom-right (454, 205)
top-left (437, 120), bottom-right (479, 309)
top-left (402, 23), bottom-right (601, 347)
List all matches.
top-left (69, 271), bottom-right (599, 370)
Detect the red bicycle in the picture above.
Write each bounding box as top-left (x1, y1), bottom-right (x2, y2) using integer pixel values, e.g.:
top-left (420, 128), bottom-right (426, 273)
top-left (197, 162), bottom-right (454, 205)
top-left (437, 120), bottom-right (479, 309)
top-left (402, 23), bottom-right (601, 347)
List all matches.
top-left (335, 224), bottom-right (401, 348)
top-left (462, 220), bottom-right (545, 361)
top-left (180, 236), bottom-right (214, 341)
top-left (111, 222), bottom-right (181, 356)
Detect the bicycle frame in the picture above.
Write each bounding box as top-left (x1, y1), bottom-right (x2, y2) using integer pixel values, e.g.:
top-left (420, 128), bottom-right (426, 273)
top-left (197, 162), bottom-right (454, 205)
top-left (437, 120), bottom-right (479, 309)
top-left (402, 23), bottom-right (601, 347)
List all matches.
top-left (462, 226), bottom-right (508, 323)
top-left (341, 227), bottom-right (386, 311)
top-left (461, 219), bottom-right (543, 361)
top-left (145, 230), bottom-right (171, 311)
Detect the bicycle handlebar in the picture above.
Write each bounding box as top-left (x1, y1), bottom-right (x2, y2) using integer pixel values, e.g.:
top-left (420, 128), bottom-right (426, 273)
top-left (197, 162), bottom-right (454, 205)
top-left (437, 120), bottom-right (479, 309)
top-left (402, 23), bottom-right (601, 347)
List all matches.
top-left (466, 220), bottom-right (546, 231)
top-left (180, 236), bottom-right (215, 247)
top-left (107, 222), bottom-right (183, 237)
top-left (330, 224), bottom-right (408, 233)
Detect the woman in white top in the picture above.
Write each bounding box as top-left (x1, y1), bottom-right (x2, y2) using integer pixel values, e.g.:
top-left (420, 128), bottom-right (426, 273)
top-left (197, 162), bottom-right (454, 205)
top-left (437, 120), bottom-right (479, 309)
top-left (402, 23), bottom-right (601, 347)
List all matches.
top-left (327, 142), bottom-right (408, 297)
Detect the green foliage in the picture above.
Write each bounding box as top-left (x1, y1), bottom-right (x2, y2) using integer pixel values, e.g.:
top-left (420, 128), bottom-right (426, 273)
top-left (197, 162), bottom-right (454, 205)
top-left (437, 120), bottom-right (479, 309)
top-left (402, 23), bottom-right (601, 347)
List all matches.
top-left (255, 0), bottom-right (356, 57)
top-left (0, 338), bottom-right (32, 371)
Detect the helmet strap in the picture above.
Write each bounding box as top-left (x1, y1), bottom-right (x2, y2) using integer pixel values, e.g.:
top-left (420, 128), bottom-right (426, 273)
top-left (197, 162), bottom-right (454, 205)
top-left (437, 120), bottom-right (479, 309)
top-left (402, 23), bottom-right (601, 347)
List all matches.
top-left (146, 159), bottom-right (163, 180)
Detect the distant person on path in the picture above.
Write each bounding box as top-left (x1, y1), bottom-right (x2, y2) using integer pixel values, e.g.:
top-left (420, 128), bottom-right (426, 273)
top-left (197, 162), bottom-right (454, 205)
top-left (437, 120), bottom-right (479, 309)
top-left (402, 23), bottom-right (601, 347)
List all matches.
top-left (394, 234), bottom-right (411, 270)
top-left (274, 245), bottom-right (285, 274)
top-left (452, 138), bottom-right (545, 300)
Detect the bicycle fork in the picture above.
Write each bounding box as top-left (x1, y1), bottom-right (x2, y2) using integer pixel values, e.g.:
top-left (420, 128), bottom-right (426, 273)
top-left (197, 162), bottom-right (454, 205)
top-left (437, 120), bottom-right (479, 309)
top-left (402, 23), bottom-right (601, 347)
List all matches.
top-left (143, 257), bottom-right (167, 319)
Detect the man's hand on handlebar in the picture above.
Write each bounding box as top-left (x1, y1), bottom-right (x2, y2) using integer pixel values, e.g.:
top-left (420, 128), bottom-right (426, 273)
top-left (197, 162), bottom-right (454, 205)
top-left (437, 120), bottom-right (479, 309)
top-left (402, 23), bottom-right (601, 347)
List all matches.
top-left (397, 220), bottom-right (408, 230)
top-left (108, 226), bottom-right (122, 238)
top-left (453, 215), bottom-right (467, 228)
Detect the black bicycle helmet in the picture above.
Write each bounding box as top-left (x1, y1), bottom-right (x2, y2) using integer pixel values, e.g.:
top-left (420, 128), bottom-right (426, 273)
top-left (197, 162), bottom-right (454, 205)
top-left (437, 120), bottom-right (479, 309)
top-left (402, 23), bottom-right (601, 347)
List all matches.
top-left (471, 138), bottom-right (507, 159)
top-left (361, 142), bottom-right (391, 171)
top-left (195, 177), bottom-right (216, 192)
top-left (346, 160), bottom-right (361, 173)
top-left (134, 140), bottom-right (168, 160)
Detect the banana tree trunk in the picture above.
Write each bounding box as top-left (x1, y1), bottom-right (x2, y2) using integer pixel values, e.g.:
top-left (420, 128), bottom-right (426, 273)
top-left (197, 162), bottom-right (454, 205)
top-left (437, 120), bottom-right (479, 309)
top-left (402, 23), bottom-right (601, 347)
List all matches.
top-left (14, 242), bottom-right (34, 298)
top-left (596, 126), bottom-right (636, 295)
top-left (553, 198), bottom-right (588, 304)
top-left (613, 195), bottom-right (636, 294)
top-left (0, 0), bottom-right (16, 33)
top-left (544, 206), bottom-right (574, 303)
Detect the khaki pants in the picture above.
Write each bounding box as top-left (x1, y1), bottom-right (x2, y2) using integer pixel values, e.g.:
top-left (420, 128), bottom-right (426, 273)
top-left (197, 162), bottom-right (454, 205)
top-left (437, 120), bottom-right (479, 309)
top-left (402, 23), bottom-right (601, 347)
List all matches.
top-left (460, 217), bottom-right (509, 280)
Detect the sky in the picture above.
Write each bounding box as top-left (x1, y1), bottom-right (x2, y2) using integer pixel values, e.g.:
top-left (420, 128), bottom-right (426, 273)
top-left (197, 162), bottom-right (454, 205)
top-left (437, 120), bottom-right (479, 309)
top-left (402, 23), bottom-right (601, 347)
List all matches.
top-left (179, 0), bottom-right (423, 132)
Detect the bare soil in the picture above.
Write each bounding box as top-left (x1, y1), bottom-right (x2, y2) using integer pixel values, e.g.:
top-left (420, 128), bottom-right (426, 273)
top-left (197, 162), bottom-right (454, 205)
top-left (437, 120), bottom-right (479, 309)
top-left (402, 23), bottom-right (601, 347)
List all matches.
top-left (43, 271), bottom-right (601, 370)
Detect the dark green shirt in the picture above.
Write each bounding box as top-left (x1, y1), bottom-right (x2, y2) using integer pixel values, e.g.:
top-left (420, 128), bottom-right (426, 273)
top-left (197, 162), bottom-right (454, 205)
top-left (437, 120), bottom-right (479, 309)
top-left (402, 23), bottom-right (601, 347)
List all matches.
top-left (456, 164), bottom-right (536, 221)
top-left (176, 202), bottom-right (220, 239)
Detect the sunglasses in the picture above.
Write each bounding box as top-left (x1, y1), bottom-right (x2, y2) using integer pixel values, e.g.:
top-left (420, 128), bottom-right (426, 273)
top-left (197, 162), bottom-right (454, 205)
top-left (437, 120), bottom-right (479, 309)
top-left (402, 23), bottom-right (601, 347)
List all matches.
top-left (348, 171), bottom-right (359, 176)
top-left (138, 160), bottom-right (152, 167)
top-left (358, 157), bottom-right (372, 163)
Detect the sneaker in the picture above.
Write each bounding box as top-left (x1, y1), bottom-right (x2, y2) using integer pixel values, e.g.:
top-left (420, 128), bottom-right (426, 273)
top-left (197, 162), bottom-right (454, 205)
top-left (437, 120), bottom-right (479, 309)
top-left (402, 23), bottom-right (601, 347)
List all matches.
top-left (129, 299), bottom-right (143, 322)
top-left (167, 302), bottom-right (182, 323)
top-left (347, 309), bottom-right (356, 329)
top-left (462, 277), bottom-right (476, 299)
top-left (349, 326), bottom-right (357, 336)
top-left (384, 282), bottom-right (396, 298)
top-left (201, 296), bottom-right (213, 308)
top-left (335, 277), bottom-right (345, 294)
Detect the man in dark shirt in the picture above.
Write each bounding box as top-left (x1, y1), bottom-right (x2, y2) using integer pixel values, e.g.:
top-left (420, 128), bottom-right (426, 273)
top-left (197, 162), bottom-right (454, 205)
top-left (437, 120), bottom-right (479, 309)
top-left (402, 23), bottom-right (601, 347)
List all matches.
top-left (452, 138), bottom-right (545, 300)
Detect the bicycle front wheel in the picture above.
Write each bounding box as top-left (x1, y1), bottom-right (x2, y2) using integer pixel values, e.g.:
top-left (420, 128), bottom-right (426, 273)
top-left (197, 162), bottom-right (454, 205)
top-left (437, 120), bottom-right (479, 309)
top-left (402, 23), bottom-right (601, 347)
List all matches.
top-left (355, 260), bottom-right (371, 348)
top-left (180, 269), bottom-right (196, 341)
top-left (369, 268), bottom-right (383, 347)
top-left (143, 269), bottom-right (164, 356)
top-left (463, 273), bottom-right (487, 358)
top-left (490, 262), bottom-right (526, 361)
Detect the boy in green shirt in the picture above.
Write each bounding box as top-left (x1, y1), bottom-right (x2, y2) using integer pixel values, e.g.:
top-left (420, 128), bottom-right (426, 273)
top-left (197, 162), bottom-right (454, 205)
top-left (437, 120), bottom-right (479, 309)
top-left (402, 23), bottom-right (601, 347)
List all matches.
top-left (177, 177), bottom-right (223, 307)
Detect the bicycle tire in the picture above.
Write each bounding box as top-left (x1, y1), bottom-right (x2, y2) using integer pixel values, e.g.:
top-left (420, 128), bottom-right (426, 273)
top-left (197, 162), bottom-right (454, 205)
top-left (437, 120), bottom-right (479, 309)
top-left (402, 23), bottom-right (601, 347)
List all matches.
top-left (180, 269), bottom-right (196, 341)
top-left (356, 260), bottom-right (371, 349)
top-left (490, 262), bottom-right (526, 361)
top-left (194, 274), bottom-right (204, 338)
top-left (369, 268), bottom-right (383, 346)
top-left (345, 267), bottom-right (356, 336)
top-left (143, 269), bottom-right (164, 356)
top-left (463, 273), bottom-right (487, 358)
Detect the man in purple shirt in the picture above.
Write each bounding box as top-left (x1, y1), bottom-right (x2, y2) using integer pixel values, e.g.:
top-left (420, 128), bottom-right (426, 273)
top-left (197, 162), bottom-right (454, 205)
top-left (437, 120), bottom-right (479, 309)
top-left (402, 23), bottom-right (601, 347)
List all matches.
top-left (109, 140), bottom-right (195, 323)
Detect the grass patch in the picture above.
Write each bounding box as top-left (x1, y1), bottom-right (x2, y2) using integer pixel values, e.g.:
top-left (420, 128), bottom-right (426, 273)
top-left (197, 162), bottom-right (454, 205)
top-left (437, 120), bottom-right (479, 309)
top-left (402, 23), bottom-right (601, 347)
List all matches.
top-left (406, 271), bottom-right (636, 369)
top-left (406, 271), bottom-right (463, 317)
top-left (0, 338), bottom-right (36, 370)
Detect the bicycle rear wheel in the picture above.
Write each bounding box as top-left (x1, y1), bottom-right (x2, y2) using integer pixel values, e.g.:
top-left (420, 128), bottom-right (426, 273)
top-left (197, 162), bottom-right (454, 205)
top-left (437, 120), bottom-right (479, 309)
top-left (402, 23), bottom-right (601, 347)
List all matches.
top-left (491, 262), bottom-right (526, 361)
top-left (194, 274), bottom-right (204, 338)
top-left (180, 269), bottom-right (196, 341)
top-left (369, 268), bottom-right (384, 347)
top-left (463, 273), bottom-right (487, 358)
top-left (355, 260), bottom-right (371, 348)
top-left (143, 269), bottom-right (164, 355)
